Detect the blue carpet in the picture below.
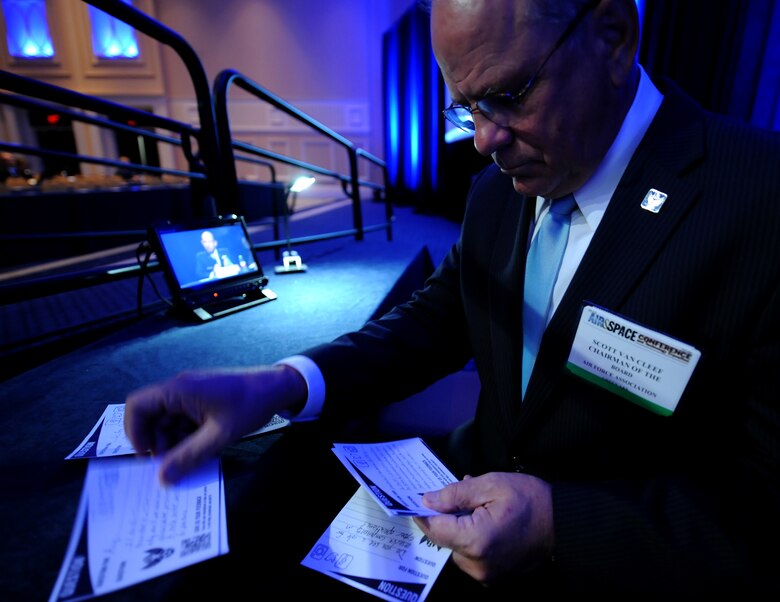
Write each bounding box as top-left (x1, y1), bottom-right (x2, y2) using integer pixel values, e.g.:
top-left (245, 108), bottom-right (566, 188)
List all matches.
top-left (0, 202), bottom-right (461, 382)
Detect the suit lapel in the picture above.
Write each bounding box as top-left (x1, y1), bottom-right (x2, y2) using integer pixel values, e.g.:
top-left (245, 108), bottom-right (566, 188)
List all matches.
top-left (515, 82), bottom-right (708, 432)
top-left (487, 182), bottom-right (535, 432)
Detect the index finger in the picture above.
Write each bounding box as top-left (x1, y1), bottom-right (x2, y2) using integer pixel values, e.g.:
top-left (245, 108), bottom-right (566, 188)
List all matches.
top-left (124, 379), bottom-right (181, 454)
top-left (414, 509), bottom-right (480, 550)
top-left (422, 478), bottom-right (487, 515)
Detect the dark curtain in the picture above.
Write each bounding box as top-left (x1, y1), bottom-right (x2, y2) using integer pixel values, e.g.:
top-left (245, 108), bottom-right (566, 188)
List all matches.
top-left (382, 4), bottom-right (444, 213)
top-left (382, 3), bottom-right (492, 220)
top-left (382, 1), bottom-right (779, 220)
top-left (640, 0), bottom-right (780, 131)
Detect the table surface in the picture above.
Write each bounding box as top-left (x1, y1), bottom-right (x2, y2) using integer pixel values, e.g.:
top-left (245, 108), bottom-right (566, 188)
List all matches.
top-left (0, 233), bottom-right (494, 601)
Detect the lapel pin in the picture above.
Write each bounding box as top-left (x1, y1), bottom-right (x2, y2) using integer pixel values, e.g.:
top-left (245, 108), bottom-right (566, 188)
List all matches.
top-left (641, 188), bottom-right (668, 213)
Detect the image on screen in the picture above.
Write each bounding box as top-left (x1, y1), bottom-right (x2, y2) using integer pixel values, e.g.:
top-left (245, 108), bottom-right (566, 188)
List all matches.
top-left (158, 222), bottom-right (259, 290)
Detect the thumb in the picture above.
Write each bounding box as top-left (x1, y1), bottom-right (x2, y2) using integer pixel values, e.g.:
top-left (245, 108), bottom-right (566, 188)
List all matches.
top-left (423, 479), bottom-right (479, 514)
top-left (157, 420), bottom-right (224, 485)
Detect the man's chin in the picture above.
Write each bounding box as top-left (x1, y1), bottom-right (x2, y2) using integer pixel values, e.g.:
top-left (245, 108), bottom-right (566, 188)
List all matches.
top-left (510, 175), bottom-right (552, 199)
top-left (497, 162), bottom-right (556, 198)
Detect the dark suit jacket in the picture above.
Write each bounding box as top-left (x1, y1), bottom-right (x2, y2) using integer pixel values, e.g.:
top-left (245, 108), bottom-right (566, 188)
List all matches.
top-left (195, 248), bottom-right (233, 279)
top-left (304, 80), bottom-right (780, 596)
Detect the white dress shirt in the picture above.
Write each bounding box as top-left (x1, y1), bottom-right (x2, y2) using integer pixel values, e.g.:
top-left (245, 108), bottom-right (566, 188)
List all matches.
top-left (536, 65), bottom-right (663, 322)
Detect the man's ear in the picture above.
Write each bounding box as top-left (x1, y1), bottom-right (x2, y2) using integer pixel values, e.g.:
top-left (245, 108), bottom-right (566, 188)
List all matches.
top-left (592, 0), bottom-right (640, 87)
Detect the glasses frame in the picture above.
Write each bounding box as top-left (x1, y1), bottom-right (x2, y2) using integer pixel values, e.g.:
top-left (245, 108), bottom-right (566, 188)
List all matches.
top-left (442, 0), bottom-right (600, 132)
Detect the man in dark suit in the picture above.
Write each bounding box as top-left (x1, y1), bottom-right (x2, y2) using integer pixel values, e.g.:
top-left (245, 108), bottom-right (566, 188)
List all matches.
top-left (195, 229), bottom-right (236, 280)
top-left (125, 0), bottom-right (779, 596)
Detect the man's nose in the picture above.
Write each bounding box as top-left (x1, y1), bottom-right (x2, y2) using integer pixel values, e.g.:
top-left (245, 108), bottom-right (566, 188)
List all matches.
top-left (472, 114), bottom-right (512, 157)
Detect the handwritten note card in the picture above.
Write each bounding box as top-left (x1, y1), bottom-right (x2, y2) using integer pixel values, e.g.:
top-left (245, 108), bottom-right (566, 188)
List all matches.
top-left (66, 404), bottom-right (289, 460)
top-left (332, 437), bottom-right (458, 516)
top-left (49, 456), bottom-right (228, 601)
top-left (302, 486), bottom-right (452, 602)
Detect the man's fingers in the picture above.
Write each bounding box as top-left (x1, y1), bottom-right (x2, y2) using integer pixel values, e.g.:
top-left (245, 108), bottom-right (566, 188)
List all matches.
top-left (415, 511), bottom-right (478, 550)
top-left (423, 477), bottom-right (491, 514)
top-left (156, 420), bottom-right (224, 485)
top-left (125, 375), bottom-right (202, 454)
top-left (124, 393), bottom-right (165, 454)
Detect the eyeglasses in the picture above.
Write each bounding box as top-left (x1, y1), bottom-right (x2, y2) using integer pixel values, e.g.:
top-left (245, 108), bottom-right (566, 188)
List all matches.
top-left (442, 0), bottom-right (599, 133)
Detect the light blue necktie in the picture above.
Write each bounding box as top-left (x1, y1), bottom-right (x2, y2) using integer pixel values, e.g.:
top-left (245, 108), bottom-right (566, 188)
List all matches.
top-left (522, 194), bottom-right (577, 398)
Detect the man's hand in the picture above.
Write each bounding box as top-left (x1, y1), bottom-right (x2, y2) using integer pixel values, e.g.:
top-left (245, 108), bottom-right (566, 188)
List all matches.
top-left (413, 472), bottom-right (554, 584)
top-left (124, 364), bottom-right (307, 485)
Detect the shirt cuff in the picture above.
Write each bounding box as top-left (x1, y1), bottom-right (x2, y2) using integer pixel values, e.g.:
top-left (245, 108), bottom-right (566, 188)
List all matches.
top-left (274, 355), bottom-right (325, 421)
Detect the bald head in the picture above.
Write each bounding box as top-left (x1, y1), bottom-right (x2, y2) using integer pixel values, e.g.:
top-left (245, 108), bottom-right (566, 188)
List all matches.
top-left (426, 0), bottom-right (594, 20)
top-left (431, 0), bottom-right (510, 69)
top-left (200, 231), bottom-right (218, 253)
top-left (431, 0), bottom-right (611, 74)
top-left (430, 0), bottom-right (640, 198)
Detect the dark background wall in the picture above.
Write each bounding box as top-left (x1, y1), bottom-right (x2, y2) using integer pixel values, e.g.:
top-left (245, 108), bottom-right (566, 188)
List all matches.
top-left (383, 0), bottom-right (780, 222)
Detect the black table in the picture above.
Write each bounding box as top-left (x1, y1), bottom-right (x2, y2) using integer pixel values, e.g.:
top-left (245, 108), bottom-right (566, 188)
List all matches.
top-left (0, 233), bottom-right (490, 601)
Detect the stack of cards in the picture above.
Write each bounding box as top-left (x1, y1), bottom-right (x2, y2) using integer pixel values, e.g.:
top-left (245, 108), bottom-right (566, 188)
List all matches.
top-left (302, 437), bottom-right (458, 602)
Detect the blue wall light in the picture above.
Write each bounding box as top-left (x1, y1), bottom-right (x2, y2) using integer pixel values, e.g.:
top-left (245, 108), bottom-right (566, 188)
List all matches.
top-left (2, 0), bottom-right (54, 59)
top-left (385, 29), bottom-right (400, 185)
top-left (405, 10), bottom-right (421, 191)
top-left (383, 4), bottom-right (440, 202)
top-left (88, 0), bottom-right (139, 59)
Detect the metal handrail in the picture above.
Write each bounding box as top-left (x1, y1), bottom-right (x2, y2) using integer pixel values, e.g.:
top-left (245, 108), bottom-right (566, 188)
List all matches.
top-left (0, 72), bottom-right (207, 179)
top-left (0, 89), bottom-right (192, 145)
top-left (0, 140), bottom-right (205, 181)
top-left (0, 0), bottom-right (225, 302)
top-left (213, 68), bottom-right (393, 248)
top-left (1, 0), bottom-right (394, 305)
top-left (83, 0), bottom-right (224, 210)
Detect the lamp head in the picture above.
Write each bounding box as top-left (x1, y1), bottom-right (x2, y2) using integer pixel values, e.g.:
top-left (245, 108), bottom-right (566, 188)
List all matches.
top-left (288, 175), bottom-right (316, 194)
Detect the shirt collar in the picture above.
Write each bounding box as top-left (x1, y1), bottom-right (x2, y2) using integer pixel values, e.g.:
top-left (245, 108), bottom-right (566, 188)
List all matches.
top-left (536, 65), bottom-right (664, 229)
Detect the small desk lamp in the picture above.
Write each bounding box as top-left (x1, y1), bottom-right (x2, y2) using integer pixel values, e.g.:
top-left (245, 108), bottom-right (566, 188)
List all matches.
top-left (275, 175), bottom-right (316, 274)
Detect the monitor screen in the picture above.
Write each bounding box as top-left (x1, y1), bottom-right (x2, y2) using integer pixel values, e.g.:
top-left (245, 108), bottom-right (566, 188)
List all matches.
top-left (152, 216), bottom-right (261, 291)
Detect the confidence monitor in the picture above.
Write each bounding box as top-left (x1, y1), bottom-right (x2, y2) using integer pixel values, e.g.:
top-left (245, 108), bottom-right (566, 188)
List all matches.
top-left (148, 214), bottom-right (277, 322)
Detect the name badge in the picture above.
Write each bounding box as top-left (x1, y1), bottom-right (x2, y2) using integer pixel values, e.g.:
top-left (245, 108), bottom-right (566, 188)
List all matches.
top-left (566, 305), bottom-right (701, 416)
